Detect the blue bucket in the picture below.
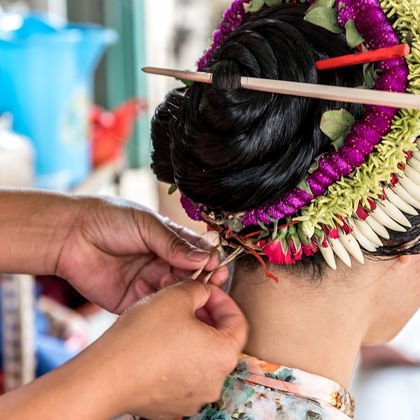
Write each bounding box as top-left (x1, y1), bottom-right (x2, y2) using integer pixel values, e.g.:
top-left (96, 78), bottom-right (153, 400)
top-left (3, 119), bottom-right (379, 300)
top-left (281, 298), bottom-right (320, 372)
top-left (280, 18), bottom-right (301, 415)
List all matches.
top-left (0, 13), bottom-right (117, 190)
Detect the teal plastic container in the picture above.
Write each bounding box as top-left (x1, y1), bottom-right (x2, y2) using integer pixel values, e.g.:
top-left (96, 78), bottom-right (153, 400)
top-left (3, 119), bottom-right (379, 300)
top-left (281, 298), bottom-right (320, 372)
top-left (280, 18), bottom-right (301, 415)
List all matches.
top-left (0, 13), bottom-right (117, 190)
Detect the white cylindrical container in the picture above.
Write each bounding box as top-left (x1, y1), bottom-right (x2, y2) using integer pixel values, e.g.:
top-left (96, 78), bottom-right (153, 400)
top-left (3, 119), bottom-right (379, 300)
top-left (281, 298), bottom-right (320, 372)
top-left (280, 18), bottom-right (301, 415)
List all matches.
top-left (0, 113), bottom-right (34, 187)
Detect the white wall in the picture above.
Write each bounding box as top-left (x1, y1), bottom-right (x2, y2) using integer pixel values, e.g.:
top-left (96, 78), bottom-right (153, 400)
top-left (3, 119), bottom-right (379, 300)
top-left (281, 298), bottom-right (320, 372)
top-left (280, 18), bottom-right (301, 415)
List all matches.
top-left (1, 0), bottom-right (67, 18)
top-left (144, 0), bottom-right (221, 111)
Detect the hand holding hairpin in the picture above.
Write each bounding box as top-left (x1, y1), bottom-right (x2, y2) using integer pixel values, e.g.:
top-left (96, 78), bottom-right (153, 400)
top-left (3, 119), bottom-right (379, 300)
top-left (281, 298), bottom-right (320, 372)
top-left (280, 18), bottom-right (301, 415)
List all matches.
top-left (191, 247), bottom-right (244, 284)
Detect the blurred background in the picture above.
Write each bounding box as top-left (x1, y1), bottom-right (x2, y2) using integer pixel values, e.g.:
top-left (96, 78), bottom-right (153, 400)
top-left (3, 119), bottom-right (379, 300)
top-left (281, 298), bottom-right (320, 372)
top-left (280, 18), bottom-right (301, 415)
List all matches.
top-left (0, 1), bottom-right (419, 419)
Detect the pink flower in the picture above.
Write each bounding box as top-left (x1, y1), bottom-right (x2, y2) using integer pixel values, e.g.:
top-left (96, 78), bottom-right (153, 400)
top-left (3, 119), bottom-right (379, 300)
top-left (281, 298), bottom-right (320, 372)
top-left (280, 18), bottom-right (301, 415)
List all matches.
top-left (337, 216), bottom-right (352, 235)
top-left (259, 238), bottom-right (300, 265)
top-left (259, 240), bottom-right (286, 264)
top-left (390, 174), bottom-right (398, 186)
top-left (367, 198), bottom-right (377, 211)
top-left (289, 237), bottom-right (303, 262)
top-left (302, 240), bottom-right (318, 257)
top-left (356, 205), bottom-right (369, 220)
top-left (284, 248), bottom-right (296, 265)
top-left (322, 224), bottom-right (339, 239)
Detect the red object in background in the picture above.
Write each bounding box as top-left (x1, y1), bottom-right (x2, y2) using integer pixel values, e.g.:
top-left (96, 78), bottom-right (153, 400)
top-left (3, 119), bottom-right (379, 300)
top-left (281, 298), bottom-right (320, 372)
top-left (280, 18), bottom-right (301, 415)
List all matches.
top-left (316, 44), bottom-right (410, 71)
top-left (0, 370), bottom-right (3, 395)
top-left (90, 98), bottom-right (147, 167)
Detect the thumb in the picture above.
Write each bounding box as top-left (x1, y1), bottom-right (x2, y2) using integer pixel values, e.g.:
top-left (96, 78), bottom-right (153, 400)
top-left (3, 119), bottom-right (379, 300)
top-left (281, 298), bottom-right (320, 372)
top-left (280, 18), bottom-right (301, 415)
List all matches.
top-left (140, 213), bottom-right (211, 270)
top-left (204, 286), bottom-right (249, 351)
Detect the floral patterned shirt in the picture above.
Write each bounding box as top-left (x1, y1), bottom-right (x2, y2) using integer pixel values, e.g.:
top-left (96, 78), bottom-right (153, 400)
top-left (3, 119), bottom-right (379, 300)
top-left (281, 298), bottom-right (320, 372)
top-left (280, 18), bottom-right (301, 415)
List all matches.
top-left (185, 354), bottom-right (355, 420)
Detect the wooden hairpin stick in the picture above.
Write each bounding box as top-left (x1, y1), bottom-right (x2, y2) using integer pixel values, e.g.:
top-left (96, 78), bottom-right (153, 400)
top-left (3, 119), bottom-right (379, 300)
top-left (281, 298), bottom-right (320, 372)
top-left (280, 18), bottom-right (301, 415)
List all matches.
top-left (142, 66), bottom-right (420, 110)
top-left (191, 247), bottom-right (244, 284)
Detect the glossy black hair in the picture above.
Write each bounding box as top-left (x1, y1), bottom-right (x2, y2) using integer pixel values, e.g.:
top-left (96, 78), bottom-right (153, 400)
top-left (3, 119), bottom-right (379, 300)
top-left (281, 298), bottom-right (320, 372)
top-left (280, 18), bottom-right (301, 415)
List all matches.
top-left (151, 3), bottom-right (420, 275)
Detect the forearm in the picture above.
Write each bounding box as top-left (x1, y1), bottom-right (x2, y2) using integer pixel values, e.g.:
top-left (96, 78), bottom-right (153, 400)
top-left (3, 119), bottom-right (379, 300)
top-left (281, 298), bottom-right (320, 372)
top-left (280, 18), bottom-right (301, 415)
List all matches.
top-left (0, 344), bottom-right (121, 420)
top-left (0, 188), bottom-right (81, 275)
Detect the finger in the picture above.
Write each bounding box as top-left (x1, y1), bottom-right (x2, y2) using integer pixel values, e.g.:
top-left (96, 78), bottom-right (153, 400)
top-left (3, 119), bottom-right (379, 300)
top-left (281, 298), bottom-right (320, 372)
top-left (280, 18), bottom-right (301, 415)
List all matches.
top-left (112, 278), bottom-right (158, 314)
top-left (204, 286), bottom-right (249, 351)
top-left (171, 265), bottom-right (226, 285)
top-left (207, 266), bottom-right (230, 287)
top-left (172, 279), bottom-right (212, 313)
top-left (195, 307), bottom-right (215, 327)
top-left (139, 214), bottom-right (211, 270)
top-left (134, 278), bottom-right (158, 299)
top-left (159, 273), bottom-right (180, 288)
top-left (133, 258), bottom-right (171, 291)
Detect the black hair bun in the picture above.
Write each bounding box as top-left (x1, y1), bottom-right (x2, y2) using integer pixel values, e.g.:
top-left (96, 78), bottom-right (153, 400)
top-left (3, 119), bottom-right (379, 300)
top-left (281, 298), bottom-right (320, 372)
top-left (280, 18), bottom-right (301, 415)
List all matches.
top-left (151, 3), bottom-right (364, 213)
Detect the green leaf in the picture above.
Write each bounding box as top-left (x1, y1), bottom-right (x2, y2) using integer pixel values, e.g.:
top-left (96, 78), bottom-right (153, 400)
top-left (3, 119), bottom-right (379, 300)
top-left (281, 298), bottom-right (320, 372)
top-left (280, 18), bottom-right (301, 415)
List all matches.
top-left (345, 19), bottom-right (365, 48)
top-left (307, 0), bottom-right (336, 13)
top-left (320, 109), bottom-right (355, 150)
top-left (308, 153), bottom-right (328, 174)
top-left (304, 7), bottom-right (343, 34)
top-left (298, 224), bottom-right (312, 245)
top-left (176, 78), bottom-right (193, 87)
top-left (258, 220), bottom-right (270, 235)
top-left (244, 0), bottom-right (265, 12)
top-left (226, 218), bottom-right (244, 233)
top-left (168, 184), bottom-right (178, 195)
top-left (338, 2), bottom-right (345, 11)
top-left (331, 134), bottom-right (347, 150)
top-left (297, 179), bottom-right (313, 195)
top-left (363, 62), bottom-right (380, 89)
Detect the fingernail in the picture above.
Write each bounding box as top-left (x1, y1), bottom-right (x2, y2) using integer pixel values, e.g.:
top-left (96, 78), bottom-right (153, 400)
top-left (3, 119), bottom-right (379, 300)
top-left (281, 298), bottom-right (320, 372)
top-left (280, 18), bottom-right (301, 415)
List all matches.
top-left (187, 249), bottom-right (210, 262)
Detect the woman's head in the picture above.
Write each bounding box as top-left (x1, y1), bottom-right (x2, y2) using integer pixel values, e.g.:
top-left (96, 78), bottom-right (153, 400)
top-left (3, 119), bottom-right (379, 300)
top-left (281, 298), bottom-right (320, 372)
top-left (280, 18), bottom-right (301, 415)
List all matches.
top-left (151, 3), bottom-right (420, 286)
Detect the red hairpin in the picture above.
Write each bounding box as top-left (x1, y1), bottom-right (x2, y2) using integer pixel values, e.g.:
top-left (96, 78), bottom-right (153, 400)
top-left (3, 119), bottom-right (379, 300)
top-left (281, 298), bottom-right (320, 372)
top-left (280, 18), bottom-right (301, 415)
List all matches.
top-left (316, 44), bottom-right (410, 71)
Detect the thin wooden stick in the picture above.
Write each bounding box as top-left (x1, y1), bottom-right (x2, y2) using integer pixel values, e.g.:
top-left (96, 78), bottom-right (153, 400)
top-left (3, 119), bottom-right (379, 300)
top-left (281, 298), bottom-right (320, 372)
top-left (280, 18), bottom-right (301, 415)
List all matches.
top-left (191, 247), bottom-right (244, 284)
top-left (191, 246), bottom-right (219, 280)
top-left (142, 66), bottom-right (420, 110)
top-left (203, 248), bottom-right (244, 285)
top-left (191, 267), bottom-right (204, 280)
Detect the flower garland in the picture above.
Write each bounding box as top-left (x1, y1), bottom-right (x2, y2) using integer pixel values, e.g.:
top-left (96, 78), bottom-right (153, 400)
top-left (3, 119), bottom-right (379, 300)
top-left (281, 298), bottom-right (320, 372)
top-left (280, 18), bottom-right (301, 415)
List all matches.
top-left (178, 0), bottom-right (420, 267)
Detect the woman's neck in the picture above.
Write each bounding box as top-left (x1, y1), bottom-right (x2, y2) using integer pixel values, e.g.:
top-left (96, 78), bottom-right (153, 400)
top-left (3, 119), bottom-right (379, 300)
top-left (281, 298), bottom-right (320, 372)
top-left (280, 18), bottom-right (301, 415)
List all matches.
top-left (229, 267), bottom-right (367, 389)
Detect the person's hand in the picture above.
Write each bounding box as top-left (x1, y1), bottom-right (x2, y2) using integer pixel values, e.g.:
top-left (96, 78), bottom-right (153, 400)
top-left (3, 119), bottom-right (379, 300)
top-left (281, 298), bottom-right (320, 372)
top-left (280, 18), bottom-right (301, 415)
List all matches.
top-left (0, 279), bottom-right (248, 420)
top-left (55, 196), bottom-right (229, 313)
top-left (83, 279), bottom-right (249, 419)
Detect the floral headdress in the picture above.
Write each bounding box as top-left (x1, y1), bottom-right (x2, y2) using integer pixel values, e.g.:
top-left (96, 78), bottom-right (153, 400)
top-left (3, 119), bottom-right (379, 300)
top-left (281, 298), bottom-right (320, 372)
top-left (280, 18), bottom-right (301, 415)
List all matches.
top-left (174, 0), bottom-right (420, 276)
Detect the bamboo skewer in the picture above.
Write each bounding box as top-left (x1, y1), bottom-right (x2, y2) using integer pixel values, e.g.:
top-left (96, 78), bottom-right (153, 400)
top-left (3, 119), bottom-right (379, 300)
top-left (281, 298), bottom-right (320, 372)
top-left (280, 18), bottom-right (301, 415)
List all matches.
top-left (191, 247), bottom-right (244, 284)
top-left (142, 66), bottom-right (420, 110)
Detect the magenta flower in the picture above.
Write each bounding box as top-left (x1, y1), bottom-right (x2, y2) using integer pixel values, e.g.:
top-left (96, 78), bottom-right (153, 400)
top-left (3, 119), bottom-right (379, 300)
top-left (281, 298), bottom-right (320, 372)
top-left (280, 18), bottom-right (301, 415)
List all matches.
top-left (259, 239), bottom-right (286, 264)
top-left (302, 240), bottom-right (318, 257)
top-left (337, 216), bottom-right (353, 235)
top-left (356, 205), bottom-right (369, 221)
top-left (289, 237), bottom-right (303, 262)
top-left (323, 224), bottom-right (339, 239)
